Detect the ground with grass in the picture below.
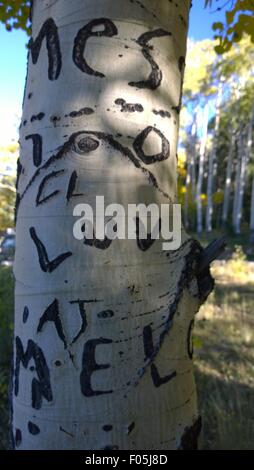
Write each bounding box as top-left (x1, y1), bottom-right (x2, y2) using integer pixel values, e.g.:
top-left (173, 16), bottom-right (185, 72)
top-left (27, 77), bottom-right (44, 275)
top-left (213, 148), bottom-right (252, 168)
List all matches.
top-left (195, 253), bottom-right (254, 449)
top-left (0, 265), bottom-right (13, 450)
top-left (0, 248), bottom-right (253, 449)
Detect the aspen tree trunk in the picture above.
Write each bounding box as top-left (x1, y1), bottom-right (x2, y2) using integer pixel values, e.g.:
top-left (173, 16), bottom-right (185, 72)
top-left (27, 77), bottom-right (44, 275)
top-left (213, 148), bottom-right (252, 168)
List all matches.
top-left (248, 108), bottom-right (254, 241)
top-left (184, 118), bottom-right (197, 229)
top-left (197, 103), bottom-right (209, 235)
top-left (250, 177), bottom-right (254, 243)
top-left (184, 153), bottom-right (191, 229)
top-left (12, 0), bottom-right (212, 450)
top-left (233, 130), bottom-right (247, 234)
top-left (206, 81), bottom-right (223, 233)
top-left (232, 131), bottom-right (242, 232)
top-left (222, 131), bottom-right (235, 226)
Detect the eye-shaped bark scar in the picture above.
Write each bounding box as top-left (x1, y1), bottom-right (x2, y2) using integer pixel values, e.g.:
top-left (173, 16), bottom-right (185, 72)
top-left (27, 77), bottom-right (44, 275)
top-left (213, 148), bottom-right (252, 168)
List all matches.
top-left (18, 130), bottom-right (171, 214)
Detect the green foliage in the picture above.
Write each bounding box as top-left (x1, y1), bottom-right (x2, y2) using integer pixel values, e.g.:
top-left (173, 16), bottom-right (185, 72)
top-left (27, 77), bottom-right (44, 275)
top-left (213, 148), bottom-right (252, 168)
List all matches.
top-left (205, 0), bottom-right (254, 53)
top-left (0, 144), bottom-right (18, 231)
top-left (184, 39), bottom-right (217, 97)
top-left (0, 265), bottom-right (14, 449)
top-left (0, 366), bottom-right (10, 450)
top-left (0, 0), bottom-right (31, 34)
top-left (0, 266), bottom-right (14, 367)
top-left (0, 176), bottom-right (16, 231)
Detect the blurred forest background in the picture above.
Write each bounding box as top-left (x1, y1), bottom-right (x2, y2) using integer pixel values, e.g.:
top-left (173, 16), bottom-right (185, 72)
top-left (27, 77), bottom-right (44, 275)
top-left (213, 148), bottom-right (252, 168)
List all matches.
top-left (0, 0), bottom-right (254, 450)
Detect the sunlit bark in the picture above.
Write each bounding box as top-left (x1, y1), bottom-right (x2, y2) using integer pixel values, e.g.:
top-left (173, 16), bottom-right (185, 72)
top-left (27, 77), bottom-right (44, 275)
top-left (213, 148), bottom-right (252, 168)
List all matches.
top-left (12, 0), bottom-right (211, 450)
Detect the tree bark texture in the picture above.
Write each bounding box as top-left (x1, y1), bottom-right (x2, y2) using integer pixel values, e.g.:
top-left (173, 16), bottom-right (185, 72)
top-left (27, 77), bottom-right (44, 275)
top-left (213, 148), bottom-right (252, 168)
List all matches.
top-left (196, 103), bottom-right (209, 234)
top-left (12, 0), bottom-right (212, 450)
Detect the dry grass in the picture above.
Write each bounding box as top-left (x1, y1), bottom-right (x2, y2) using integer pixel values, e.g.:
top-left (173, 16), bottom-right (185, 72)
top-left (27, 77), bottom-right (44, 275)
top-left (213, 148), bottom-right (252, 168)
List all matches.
top-left (195, 257), bottom-right (254, 449)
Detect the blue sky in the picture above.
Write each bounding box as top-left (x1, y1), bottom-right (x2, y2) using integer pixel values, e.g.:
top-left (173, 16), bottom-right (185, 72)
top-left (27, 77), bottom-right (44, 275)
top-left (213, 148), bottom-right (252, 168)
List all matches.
top-left (0, 1), bottom-right (223, 145)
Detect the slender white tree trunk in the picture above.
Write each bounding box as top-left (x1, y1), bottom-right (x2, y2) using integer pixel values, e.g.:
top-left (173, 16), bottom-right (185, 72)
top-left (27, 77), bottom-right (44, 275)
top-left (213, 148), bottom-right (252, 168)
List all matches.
top-left (12, 0), bottom-right (211, 450)
top-left (248, 108), bottom-right (254, 241)
top-left (233, 130), bottom-right (247, 234)
top-left (184, 119), bottom-right (197, 229)
top-left (250, 177), bottom-right (254, 242)
top-left (184, 153), bottom-right (191, 229)
top-left (232, 131), bottom-right (242, 232)
top-left (197, 103), bottom-right (209, 235)
top-left (206, 81), bottom-right (223, 232)
top-left (222, 130), bottom-right (235, 226)
top-left (191, 143), bottom-right (197, 199)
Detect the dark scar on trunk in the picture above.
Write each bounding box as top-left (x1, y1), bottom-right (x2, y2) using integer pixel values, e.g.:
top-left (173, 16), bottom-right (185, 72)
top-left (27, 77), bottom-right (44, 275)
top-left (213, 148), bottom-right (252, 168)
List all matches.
top-left (25, 134), bottom-right (43, 167)
top-left (187, 319), bottom-right (194, 360)
top-left (84, 232), bottom-right (113, 250)
top-left (59, 426), bottom-right (74, 438)
top-left (19, 130), bottom-right (171, 206)
top-left (69, 300), bottom-right (88, 344)
top-left (103, 424), bottom-right (113, 432)
top-left (66, 107), bottom-right (94, 118)
top-left (73, 18), bottom-right (118, 77)
top-left (152, 109), bottom-right (171, 118)
top-left (171, 105), bottom-right (181, 114)
top-left (179, 14), bottom-right (187, 29)
top-left (66, 171), bottom-right (83, 201)
top-left (127, 422), bottom-right (135, 434)
top-left (14, 193), bottom-right (21, 223)
top-left (80, 338), bottom-right (113, 397)
top-left (23, 306), bottom-right (29, 323)
top-left (143, 325), bottom-right (176, 387)
top-left (178, 56), bottom-right (185, 72)
top-left (16, 158), bottom-right (23, 190)
top-left (15, 428), bottom-right (22, 448)
top-left (179, 416), bottom-right (202, 450)
top-left (31, 112), bottom-right (45, 123)
top-left (14, 336), bottom-right (53, 409)
top-left (73, 135), bottom-right (100, 154)
top-left (97, 310), bottom-right (114, 319)
top-left (37, 298), bottom-right (67, 349)
top-left (136, 217), bottom-right (161, 251)
top-left (29, 17), bottom-right (62, 80)
top-left (28, 421), bottom-right (40, 435)
top-left (136, 240), bottom-right (214, 385)
top-left (172, 58), bottom-right (185, 115)
top-left (115, 98), bottom-right (144, 113)
top-left (102, 445), bottom-right (119, 450)
top-left (133, 126), bottom-right (170, 164)
top-left (30, 226), bottom-right (72, 273)
top-left (129, 29), bottom-right (171, 90)
top-left (36, 169), bottom-right (65, 206)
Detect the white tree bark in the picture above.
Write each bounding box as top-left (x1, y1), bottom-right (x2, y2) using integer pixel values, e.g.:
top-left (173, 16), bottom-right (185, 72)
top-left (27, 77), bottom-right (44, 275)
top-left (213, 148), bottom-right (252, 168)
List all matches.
top-left (232, 131), bottom-right (242, 232)
top-left (12, 0), bottom-right (212, 450)
top-left (196, 103), bottom-right (209, 235)
top-left (250, 177), bottom-right (254, 242)
top-left (233, 130), bottom-right (247, 234)
top-left (222, 130), bottom-right (235, 226)
top-left (248, 108), bottom-right (254, 241)
top-left (206, 81), bottom-right (223, 232)
top-left (184, 119), bottom-right (197, 229)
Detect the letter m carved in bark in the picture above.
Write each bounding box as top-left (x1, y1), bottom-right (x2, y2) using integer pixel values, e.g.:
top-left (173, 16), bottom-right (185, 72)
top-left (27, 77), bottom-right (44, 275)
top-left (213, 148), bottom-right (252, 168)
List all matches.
top-left (30, 18), bottom-right (62, 81)
top-left (14, 337), bottom-right (53, 410)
